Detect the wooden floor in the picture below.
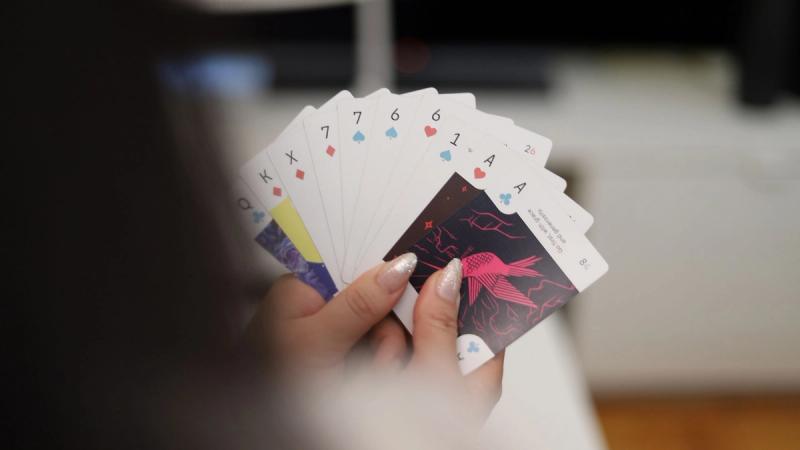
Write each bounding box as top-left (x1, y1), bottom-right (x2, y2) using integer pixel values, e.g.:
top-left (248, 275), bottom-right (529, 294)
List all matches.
top-left (595, 395), bottom-right (800, 450)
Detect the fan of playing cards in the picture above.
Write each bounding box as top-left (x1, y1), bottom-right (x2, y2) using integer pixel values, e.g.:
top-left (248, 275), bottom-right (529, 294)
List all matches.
top-left (234, 88), bottom-right (608, 374)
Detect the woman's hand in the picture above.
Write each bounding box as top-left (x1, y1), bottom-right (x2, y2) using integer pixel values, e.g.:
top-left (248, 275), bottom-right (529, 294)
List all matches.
top-left (256, 253), bottom-right (504, 421)
top-left (263, 253), bottom-right (418, 375)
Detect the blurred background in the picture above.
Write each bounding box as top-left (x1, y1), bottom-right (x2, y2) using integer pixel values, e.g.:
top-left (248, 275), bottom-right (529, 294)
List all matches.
top-left (162, 0), bottom-right (800, 448)
top-left (9, 0), bottom-right (798, 449)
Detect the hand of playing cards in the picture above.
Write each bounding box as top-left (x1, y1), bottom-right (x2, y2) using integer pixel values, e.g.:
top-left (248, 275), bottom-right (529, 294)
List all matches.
top-left (235, 88), bottom-right (608, 374)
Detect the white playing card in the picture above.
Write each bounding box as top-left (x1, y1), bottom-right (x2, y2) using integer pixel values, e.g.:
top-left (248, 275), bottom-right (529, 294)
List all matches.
top-left (241, 90), bottom-right (352, 291)
top-left (387, 119), bottom-right (608, 343)
top-left (340, 88), bottom-right (439, 283)
top-left (437, 92), bottom-right (477, 107)
top-left (337, 88), bottom-right (391, 268)
top-left (356, 116), bottom-right (591, 285)
top-left (238, 138), bottom-right (341, 282)
top-left (263, 106), bottom-right (345, 283)
top-left (234, 87), bottom-right (606, 375)
top-left (398, 140), bottom-right (608, 372)
top-left (353, 100), bottom-right (569, 275)
top-left (490, 124), bottom-right (565, 192)
top-left (231, 178), bottom-right (273, 242)
top-left (492, 121), bottom-right (553, 166)
top-left (352, 95), bottom-right (513, 269)
top-left (302, 90), bottom-right (354, 269)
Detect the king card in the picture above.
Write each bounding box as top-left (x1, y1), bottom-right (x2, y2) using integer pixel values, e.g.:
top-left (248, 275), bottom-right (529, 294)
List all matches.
top-left (232, 179), bottom-right (337, 300)
top-left (241, 97), bottom-right (348, 291)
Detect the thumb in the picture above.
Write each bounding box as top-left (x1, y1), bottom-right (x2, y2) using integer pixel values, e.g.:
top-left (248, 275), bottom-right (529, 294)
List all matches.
top-left (311, 253), bottom-right (417, 353)
top-left (410, 258), bottom-right (462, 374)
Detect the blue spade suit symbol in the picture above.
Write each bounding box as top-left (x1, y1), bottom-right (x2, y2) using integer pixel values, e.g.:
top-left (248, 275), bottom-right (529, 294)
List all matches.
top-left (353, 130), bottom-right (365, 142)
top-left (385, 127), bottom-right (398, 139)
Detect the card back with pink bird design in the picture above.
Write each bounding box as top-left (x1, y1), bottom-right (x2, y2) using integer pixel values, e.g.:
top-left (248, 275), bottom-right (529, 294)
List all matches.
top-left (408, 191), bottom-right (577, 357)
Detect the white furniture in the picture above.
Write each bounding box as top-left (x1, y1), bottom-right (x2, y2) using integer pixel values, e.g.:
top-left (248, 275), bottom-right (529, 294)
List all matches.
top-left (473, 53), bottom-right (800, 393)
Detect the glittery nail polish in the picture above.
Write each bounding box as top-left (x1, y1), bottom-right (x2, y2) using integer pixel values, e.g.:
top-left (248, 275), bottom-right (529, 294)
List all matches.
top-left (436, 258), bottom-right (462, 302)
top-left (376, 253), bottom-right (417, 292)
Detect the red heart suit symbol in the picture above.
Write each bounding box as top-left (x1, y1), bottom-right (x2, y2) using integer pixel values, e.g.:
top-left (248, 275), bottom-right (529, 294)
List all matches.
top-left (473, 167), bottom-right (486, 179)
top-left (424, 125), bottom-right (437, 137)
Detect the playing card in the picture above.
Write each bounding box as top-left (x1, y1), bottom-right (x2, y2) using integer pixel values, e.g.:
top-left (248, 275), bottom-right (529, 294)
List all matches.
top-left (345, 93), bottom-right (485, 276)
top-left (355, 117), bottom-right (590, 283)
top-left (490, 119), bottom-right (553, 168)
top-left (302, 90), bottom-right (354, 269)
top-left (340, 88), bottom-right (439, 283)
top-left (234, 88), bottom-right (606, 364)
top-left (231, 179), bottom-right (337, 300)
top-left (241, 91), bottom-right (352, 291)
top-left (263, 106), bottom-right (344, 285)
top-left (337, 88), bottom-right (391, 264)
top-left (352, 97), bottom-right (563, 273)
top-left (492, 124), bottom-right (563, 191)
top-left (408, 181), bottom-right (607, 373)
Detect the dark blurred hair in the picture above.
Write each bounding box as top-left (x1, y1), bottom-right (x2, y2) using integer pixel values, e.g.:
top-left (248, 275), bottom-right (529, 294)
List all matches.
top-left (4, 2), bottom-right (297, 449)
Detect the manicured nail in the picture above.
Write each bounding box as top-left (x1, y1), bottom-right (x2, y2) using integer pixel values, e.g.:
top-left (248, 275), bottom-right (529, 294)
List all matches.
top-left (377, 253), bottom-right (417, 292)
top-left (436, 258), bottom-right (462, 302)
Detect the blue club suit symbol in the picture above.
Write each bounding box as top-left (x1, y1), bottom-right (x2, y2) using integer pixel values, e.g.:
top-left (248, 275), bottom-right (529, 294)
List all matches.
top-left (252, 210), bottom-right (266, 223)
top-left (467, 341), bottom-right (480, 353)
top-left (499, 193), bottom-right (512, 205)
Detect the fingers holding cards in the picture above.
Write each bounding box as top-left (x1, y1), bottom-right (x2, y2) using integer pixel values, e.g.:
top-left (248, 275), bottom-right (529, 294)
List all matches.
top-left (237, 88), bottom-right (608, 375)
top-left (342, 90), bottom-right (435, 283)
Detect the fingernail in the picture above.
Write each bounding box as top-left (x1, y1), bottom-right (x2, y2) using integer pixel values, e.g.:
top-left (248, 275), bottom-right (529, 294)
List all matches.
top-left (436, 258), bottom-right (462, 302)
top-left (376, 253), bottom-right (417, 292)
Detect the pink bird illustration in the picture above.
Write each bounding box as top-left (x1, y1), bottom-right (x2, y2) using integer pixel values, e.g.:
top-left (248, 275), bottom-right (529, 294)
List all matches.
top-left (462, 252), bottom-right (543, 308)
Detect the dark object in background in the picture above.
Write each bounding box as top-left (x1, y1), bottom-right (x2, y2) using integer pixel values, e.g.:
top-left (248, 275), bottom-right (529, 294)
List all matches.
top-left (174, 6), bottom-right (356, 87)
top-left (394, 1), bottom-right (742, 46)
top-left (393, 0), bottom-right (744, 90)
top-left (394, 43), bottom-right (551, 90)
top-left (394, 0), bottom-right (799, 103)
top-left (738, 0), bottom-right (798, 106)
top-left (183, 0), bottom-right (798, 104)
